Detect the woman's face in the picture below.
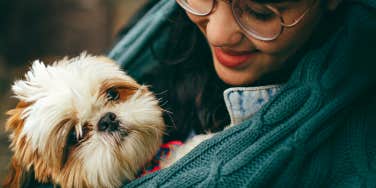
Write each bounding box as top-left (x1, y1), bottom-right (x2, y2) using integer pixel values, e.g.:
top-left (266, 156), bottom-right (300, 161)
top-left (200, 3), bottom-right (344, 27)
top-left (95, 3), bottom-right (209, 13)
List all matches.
top-left (185, 0), bottom-right (333, 86)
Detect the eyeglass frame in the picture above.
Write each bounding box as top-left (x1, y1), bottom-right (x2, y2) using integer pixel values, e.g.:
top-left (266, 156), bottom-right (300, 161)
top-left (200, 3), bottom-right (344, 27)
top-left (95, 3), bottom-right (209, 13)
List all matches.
top-left (175, 0), bottom-right (318, 41)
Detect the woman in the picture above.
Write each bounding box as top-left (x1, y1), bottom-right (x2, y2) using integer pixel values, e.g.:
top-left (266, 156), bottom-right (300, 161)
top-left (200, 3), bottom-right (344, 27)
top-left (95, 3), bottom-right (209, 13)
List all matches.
top-left (110, 0), bottom-right (376, 187)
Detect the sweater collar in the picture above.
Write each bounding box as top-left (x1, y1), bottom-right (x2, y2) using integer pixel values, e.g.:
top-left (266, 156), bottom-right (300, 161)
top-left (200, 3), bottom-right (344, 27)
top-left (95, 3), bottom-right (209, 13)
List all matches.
top-left (223, 85), bottom-right (282, 126)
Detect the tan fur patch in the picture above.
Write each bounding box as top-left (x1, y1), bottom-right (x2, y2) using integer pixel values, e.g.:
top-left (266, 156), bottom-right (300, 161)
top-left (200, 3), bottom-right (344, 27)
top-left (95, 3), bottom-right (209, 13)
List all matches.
top-left (5, 101), bottom-right (30, 132)
top-left (3, 101), bottom-right (32, 188)
top-left (100, 80), bottom-right (142, 102)
top-left (96, 56), bottom-right (118, 65)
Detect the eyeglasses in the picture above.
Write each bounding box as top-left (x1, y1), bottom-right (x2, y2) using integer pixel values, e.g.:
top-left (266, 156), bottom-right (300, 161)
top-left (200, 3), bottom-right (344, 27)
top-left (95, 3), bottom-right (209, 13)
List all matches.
top-left (176, 0), bottom-right (317, 41)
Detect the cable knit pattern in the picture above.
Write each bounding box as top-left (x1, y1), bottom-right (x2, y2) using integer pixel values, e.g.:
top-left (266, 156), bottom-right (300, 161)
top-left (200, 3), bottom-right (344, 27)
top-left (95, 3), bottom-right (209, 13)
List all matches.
top-left (109, 0), bottom-right (376, 187)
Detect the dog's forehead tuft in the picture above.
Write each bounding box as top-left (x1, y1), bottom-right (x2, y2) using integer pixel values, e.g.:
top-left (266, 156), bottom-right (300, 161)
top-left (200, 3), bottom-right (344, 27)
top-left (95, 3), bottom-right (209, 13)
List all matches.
top-left (12, 54), bottom-right (134, 102)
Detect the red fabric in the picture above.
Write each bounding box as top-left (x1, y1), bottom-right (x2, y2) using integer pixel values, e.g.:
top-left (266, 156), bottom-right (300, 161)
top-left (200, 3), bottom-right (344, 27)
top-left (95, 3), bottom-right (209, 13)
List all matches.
top-left (138, 140), bottom-right (183, 177)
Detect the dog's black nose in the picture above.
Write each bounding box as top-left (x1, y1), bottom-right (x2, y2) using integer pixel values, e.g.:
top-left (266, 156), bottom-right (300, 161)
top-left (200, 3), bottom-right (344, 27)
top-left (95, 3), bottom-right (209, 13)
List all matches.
top-left (98, 112), bottom-right (119, 132)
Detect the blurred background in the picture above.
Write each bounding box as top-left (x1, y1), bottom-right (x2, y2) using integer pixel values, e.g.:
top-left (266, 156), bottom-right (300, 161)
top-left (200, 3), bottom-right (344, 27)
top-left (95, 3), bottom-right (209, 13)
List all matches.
top-left (0, 0), bottom-right (148, 182)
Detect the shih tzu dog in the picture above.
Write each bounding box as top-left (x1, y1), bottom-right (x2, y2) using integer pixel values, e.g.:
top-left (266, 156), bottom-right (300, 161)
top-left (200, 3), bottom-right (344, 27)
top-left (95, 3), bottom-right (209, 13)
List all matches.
top-left (3, 54), bottom-right (165, 188)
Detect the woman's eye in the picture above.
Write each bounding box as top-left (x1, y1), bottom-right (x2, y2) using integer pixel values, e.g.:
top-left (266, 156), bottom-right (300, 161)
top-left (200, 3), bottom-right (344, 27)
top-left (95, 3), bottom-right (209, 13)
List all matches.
top-left (244, 6), bottom-right (275, 21)
top-left (106, 88), bottom-right (120, 101)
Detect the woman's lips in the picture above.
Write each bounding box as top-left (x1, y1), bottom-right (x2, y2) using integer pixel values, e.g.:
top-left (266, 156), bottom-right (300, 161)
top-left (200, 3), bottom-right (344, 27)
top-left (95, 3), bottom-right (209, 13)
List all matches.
top-left (214, 47), bottom-right (257, 68)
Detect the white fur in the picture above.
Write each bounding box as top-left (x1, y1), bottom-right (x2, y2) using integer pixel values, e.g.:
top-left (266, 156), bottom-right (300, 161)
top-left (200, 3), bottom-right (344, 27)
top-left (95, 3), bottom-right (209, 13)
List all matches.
top-left (10, 54), bottom-right (165, 187)
top-left (13, 54), bottom-right (136, 151)
top-left (161, 126), bottom-right (235, 168)
top-left (161, 134), bottom-right (214, 168)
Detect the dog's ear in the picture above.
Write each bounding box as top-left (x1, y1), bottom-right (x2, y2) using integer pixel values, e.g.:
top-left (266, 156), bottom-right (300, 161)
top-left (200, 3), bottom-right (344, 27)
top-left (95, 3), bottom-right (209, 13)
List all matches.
top-left (5, 101), bottom-right (29, 132)
top-left (3, 157), bottom-right (36, 188)
top-left (3, 101), bottom-right (35, 188)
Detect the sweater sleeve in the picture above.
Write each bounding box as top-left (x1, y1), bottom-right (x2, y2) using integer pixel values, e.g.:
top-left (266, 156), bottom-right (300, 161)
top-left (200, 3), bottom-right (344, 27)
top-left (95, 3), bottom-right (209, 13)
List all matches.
top-left (327, 91), bottom-right (376, 188)
top-left (359, 92), bottom-right (376, 187)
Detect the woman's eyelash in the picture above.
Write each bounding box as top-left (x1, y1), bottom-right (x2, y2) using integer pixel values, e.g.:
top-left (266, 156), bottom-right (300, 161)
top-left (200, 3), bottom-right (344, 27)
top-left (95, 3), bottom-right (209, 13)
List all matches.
top-left (244, 6), bottom-right (275, 20)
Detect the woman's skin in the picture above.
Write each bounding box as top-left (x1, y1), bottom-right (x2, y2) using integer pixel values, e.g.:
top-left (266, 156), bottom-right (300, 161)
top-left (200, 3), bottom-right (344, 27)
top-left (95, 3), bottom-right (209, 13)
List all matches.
top-left (186, 0), bottom-right (341, 86)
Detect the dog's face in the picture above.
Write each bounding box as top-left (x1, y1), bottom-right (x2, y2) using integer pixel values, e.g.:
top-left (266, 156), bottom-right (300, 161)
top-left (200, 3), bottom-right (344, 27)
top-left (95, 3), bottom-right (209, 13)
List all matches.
top-left (4, 55), bottom-right (165, 188)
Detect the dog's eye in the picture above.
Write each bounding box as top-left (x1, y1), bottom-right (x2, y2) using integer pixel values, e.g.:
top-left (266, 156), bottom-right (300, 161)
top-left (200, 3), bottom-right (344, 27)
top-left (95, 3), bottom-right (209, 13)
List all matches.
top-left (106, 88), bottom-right (120, 101)
top-left (68, 129), bottom-right (79, 145)
top-left (68, 129), bottom-right (86, 145)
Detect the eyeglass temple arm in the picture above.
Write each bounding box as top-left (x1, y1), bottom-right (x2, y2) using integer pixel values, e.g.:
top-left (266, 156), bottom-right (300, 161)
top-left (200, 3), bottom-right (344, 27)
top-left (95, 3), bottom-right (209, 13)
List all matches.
top-left (280, 0), bottom-right (317, 27)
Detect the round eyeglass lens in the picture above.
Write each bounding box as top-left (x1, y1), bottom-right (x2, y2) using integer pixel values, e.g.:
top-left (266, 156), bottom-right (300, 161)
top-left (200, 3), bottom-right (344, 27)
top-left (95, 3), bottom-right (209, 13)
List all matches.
top-left (177, 0), bottom-right (214, 15)
top-left (233, 0), bottom-right (282, 40)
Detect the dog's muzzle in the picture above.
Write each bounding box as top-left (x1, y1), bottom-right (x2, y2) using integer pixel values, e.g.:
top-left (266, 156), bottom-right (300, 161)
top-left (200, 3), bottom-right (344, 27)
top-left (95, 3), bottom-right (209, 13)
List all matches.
top-left (98, 112), bottom-right (120, 132)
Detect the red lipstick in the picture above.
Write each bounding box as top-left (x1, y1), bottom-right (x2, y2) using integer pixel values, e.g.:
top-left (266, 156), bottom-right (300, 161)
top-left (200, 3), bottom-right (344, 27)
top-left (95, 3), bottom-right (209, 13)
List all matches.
top-left (214, 47), bottom-right (256, 68)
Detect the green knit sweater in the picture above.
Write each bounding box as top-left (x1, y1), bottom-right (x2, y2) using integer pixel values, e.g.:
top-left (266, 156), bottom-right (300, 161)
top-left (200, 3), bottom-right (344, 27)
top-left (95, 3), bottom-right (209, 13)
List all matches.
top-left (109, 0), bottom-right (376, 187)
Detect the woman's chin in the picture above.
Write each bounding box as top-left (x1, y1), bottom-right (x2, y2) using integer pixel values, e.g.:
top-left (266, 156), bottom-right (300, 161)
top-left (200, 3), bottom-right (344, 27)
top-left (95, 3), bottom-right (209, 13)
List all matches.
top-left (213, 61), bottom-right (260, 86)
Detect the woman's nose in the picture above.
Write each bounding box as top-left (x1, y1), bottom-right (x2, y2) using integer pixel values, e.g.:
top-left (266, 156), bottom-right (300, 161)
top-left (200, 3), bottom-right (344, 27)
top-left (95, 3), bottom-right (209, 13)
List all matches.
top-left (204, 1), bottom-right (243, 47)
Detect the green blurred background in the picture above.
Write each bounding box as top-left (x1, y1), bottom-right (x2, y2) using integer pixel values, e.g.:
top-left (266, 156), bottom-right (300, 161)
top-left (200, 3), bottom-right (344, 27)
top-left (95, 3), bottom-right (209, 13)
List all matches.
top-left (0, 0), bottom-right (147, 182)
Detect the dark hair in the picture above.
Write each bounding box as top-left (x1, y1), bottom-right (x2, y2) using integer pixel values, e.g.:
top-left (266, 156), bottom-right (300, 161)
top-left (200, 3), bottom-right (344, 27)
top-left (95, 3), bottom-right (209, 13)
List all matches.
top-left (118, 2), bottom-right (231, 142)
top-left (118, 0), bottom-right (343, 142)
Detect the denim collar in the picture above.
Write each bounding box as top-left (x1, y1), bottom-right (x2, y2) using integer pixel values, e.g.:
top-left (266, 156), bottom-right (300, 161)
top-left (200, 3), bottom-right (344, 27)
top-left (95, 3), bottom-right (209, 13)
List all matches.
top-left (223, 85), bottom-right (282, 125)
